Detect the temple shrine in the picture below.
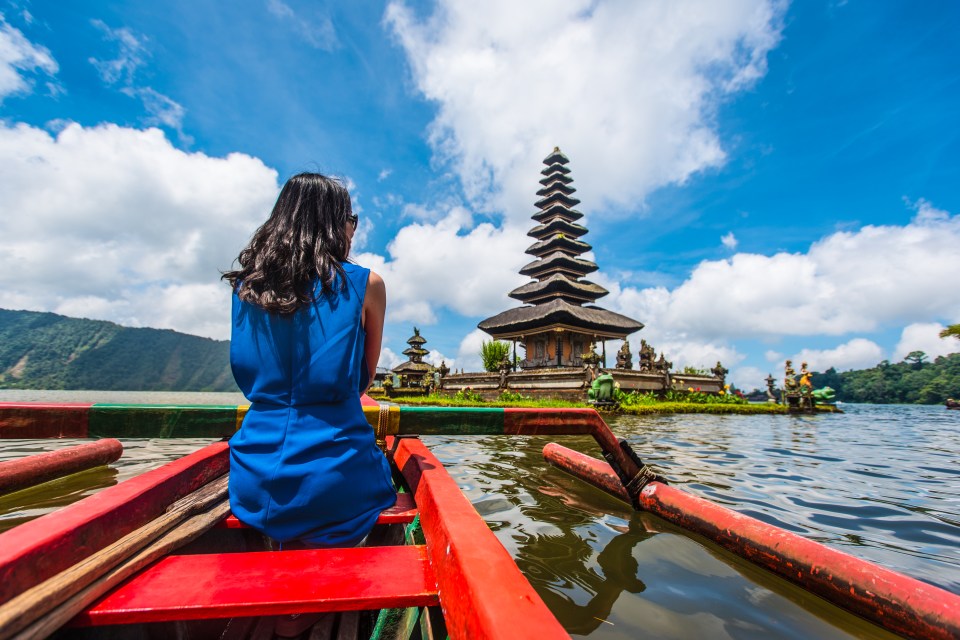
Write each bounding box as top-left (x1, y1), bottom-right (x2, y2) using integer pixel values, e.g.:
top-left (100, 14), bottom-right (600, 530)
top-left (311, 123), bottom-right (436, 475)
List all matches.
top-left (478, 148), bottom-right (643, 368)
top-left (437, 148), bottom-right (726, 401)
top-left (390, 328), bottom-right (433, 385)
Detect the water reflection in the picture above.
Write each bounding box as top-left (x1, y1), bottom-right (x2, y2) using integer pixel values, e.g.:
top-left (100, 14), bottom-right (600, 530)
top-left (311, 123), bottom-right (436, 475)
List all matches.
top-left (426, 434), bottom-right (904, 639)
top-left (0, 465), bottom-right (118, 534)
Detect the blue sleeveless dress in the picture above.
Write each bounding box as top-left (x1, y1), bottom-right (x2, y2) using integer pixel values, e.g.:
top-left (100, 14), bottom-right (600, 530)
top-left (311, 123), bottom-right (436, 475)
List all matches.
top-left (228, 263), bottom-right (396, 547)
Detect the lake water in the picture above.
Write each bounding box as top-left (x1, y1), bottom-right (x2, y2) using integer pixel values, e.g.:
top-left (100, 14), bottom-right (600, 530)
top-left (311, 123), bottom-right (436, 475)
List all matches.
top-left (1, 390), bottom-right (957, 639)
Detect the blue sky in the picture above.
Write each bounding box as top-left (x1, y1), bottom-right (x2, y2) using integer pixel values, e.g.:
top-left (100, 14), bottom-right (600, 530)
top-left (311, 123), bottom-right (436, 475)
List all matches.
top-left (1, 0), bottom-right (959, 389)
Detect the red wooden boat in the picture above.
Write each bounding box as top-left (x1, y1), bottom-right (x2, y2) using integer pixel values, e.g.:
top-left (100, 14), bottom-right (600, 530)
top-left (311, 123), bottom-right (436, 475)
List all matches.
top-left (0, 401), bottom-right (958, 639)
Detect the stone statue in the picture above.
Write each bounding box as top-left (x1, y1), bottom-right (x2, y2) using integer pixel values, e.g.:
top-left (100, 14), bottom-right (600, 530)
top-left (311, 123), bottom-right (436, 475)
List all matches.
top-left (498, 354), bottom-right (512, 389)
top-left (711, 361), bottom-right (728, 384)
top-left (638, 339), bottom-right (656, 372)
top-left (783, 360), bottom-right (798, 392)
top-left (765, 373), bottom-right (777, 402)
top-left (654, 353), bottom-right (672, 374)
top-left (615, 340), bottom-right (633, 369)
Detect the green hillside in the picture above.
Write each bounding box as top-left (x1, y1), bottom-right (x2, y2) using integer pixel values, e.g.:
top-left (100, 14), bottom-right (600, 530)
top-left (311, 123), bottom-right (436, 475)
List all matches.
top-left (0, 309), bottom-right (238, 391)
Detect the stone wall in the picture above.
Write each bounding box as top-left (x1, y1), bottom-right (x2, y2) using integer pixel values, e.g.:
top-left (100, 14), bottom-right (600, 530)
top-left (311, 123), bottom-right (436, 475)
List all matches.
top-left (439, 367), bottom-right (724, 401)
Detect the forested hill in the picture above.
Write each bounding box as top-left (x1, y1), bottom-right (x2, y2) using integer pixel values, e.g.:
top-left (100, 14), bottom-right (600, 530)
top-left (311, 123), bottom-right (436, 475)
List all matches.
top-left (0, 308), bottom-right (238, 392)
top-left (810, 352), bottom-right (960, 404)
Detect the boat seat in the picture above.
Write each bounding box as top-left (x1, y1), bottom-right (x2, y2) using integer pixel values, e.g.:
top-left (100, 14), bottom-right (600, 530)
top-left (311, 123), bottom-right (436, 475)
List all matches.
top-left (216, 491), bottom-right (418, 529)
top-left (72, 545), bottom-right (439, 626)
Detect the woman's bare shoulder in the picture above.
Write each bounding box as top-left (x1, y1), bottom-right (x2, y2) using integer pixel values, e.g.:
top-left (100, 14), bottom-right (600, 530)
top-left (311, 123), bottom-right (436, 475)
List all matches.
top-left (366, 269), bottom-right (385, 291)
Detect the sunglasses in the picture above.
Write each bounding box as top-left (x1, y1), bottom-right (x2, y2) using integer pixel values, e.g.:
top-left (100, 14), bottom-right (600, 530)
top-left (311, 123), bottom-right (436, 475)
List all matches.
top-left (347, 213), bottom-right (359, 230)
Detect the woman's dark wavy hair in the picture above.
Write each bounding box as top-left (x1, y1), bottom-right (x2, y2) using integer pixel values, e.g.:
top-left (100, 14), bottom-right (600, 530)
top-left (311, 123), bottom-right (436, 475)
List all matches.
top-left (222, 172), bottom-right (352, 315)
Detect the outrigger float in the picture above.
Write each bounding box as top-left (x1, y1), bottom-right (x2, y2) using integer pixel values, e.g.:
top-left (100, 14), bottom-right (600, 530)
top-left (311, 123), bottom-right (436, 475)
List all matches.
top-left (0, 400), bottom-right (958, 639)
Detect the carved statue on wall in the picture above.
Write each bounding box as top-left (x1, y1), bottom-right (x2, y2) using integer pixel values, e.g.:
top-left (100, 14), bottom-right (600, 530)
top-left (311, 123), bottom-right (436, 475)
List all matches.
top-left (638, 339), bottom-right (656, 372)
top-left (711, 361), bottom-right (728, 384)
top-left (498, 354), bottom-right (512, 389)
top-left (783, 360), bottom-right (798, 392)
top-left (615, 340), bottom-right (633, 369)
top-left (654, 353), bottom-right (672, 374)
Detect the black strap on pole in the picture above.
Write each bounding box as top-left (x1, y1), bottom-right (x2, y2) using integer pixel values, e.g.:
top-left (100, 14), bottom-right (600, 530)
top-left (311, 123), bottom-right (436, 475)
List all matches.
top-left (602, 438), bottom-right (667, 510)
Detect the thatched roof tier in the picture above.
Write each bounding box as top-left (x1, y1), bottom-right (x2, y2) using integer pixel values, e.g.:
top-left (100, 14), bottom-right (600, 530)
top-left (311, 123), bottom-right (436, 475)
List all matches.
top-left (528, 219), bottom-right (588, 240)
top-left (526, 234), bottom-right (591, 257)
top-left (536, 181), bottom-right (575, 197)
top-left (543, 148), bottom-right (570, 165)
top-left (519, 251), bottom-right (598, 278)
top-left (540, 163), bottom-right (570, 176)
top-left (534, 191), bottom-right (581, 210)
top-left (406, 334), bottom-right (426, 345)
top-left (539, 173), bottom-right (573, 187)
top-left (532, 204), bottom-right (583, 223)
top-left (478, 298), bottom-right (643, 340)
top-left (508, 273), bottom-right (607, 304)
top-left (402, 347), bottom-right (428, 357)
top-left (392, 361), bottom-right (432, 374)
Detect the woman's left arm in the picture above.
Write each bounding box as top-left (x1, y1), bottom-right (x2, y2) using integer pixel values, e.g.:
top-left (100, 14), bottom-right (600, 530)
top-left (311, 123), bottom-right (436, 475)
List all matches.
top-left (362, 270), bottom-right (387, 391)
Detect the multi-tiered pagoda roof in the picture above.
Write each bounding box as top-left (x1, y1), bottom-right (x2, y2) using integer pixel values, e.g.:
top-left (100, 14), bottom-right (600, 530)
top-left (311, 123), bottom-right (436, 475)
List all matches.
top-left (392, 327), bottom-right (433, 375)
top-left (478, 148), bottom-right (643, 340)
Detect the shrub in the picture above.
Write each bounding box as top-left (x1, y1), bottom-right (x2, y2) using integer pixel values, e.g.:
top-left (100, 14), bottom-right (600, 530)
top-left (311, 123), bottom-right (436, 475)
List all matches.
top-left (480, 340), bottom-right (511, 372)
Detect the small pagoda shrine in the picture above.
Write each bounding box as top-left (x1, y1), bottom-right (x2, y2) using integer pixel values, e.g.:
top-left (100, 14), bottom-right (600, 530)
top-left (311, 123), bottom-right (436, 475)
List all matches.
top-left (478, 148), bottom-right (643, 368)
top-left (391, 327), bottom-right (433, 385)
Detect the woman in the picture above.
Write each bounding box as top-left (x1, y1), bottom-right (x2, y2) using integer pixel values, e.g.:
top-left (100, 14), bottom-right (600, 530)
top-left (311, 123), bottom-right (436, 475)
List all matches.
top-left (222, 172), bottom-right (395, 549)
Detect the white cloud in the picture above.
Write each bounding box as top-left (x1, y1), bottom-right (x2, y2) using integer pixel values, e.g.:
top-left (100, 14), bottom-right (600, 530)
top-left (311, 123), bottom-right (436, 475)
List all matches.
top-left (377, 347), bottom-right (404, 370)
top-left (454, 329), bottom-right (488, 373)
top-left (354, 207), bottom-right (529, 326)
top-left (729, 365), bottom-right (769, 392)
top-left (385, 0), bottom-right (784, 216)
top-left (605, 202), bottom-right (960, 341)
top-left (0, 13), bottom-right (58, 101)
top-left (89, 20), bottom-right (147, 86)
top-left (721, 231), bottom-right (738, 250)
top-left (0, 121), bottom-right (279, 339)
top-left (424, 348), bottom-right (455, 371)
top-left (266, 0), bottom-right (338, 51)
top-left (894, 322), bottom-right (960, 362)
top-left (789, 338), bottom-right (884, 372)
top-left (89, 21), bottom-right (189, 140)
top-left (377, 168), bottom-right (392, 181)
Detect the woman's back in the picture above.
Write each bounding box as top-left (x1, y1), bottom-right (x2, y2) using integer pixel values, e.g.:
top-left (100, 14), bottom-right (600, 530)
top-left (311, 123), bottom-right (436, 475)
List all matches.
top-left (228, 263), bottom-right (395, 547)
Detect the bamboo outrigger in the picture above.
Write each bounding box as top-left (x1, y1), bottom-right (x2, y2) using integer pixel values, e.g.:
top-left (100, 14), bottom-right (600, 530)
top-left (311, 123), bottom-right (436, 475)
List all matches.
top-left (0, 400), bottom-right (958, 639)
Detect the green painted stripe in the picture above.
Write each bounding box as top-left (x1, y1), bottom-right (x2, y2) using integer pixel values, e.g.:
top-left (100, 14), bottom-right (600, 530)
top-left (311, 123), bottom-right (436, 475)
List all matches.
top-left (88, 404), bottom-right (240, 438)
top-left (397, 407), bottom-right (506, 436)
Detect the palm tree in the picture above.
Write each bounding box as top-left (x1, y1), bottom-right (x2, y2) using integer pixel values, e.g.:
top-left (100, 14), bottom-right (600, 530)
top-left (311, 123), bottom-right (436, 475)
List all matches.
top-left (940, 324), bottom-right (960, 341)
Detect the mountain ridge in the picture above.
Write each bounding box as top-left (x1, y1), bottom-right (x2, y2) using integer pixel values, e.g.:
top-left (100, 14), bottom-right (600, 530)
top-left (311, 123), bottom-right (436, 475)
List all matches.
top-left (0, 308), bottom-right (238, 392)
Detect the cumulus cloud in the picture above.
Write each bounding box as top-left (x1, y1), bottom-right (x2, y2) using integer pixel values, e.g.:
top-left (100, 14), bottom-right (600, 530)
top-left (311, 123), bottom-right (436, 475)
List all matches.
top-left (377, 347), bottom-right (404, 370)
top-left (0, 13), bottom-right (58, 101)
top-left (788, 338), bottom-right (885, 372)
top-left (354, 208), bottom-right (529, 326)
top-left (385, 0), bottom-right (785, 216)
top-left (606, 202), bottom-right (960, 341)
top-left (729, 366), bottom-right (769, 392)
top-left (894, 323), bottom-right (959, 362)
top-left (0, 121), bottom-right (279, 338)
top-left (454, 328), bottom-right (488, 373)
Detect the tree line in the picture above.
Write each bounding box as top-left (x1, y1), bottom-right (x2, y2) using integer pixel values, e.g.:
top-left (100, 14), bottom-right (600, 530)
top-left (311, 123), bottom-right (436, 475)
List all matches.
top-left (810, 350), bottom-right (960, 404)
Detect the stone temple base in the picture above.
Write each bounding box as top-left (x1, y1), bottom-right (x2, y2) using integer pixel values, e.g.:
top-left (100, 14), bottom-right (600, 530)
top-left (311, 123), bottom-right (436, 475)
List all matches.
top-left (439, 368), bottom-right (723, 401)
